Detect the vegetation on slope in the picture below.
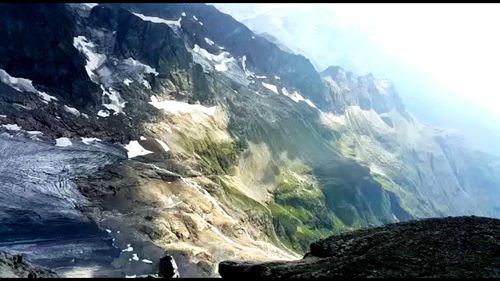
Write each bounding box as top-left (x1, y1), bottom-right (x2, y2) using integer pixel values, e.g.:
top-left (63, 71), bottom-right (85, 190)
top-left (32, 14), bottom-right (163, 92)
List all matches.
top-left (179, 131), bottom-right (238, 175)
top-left (269, 162), bottom-right (347, 253)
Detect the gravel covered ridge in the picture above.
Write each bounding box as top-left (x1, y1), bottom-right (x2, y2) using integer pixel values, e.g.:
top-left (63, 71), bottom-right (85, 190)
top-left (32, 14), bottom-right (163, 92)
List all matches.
top-left (219, 216), bottom-right (500, 278)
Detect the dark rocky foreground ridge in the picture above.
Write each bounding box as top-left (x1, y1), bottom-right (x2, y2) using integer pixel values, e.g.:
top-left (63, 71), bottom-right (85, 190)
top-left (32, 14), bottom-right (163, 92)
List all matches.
top-left (219, 216), bottom-right (500, 278)
top-left (0, 252), bottom-right (58, 278)
top-left (0, 251), bottom-right (181, 278)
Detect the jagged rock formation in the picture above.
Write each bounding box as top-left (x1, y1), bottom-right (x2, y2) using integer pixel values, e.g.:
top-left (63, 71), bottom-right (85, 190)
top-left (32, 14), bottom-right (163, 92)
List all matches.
top-left (159, 255), bottom-right (179, 278)
top-left (0, 3), bottom-right (499, 278)
top-left (219, 216), bottom-right (500, 278)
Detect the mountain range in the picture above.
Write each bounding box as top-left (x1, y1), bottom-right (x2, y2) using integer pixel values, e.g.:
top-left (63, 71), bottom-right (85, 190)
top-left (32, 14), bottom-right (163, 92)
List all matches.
top-left (0, 3), bottom-right (499, 278)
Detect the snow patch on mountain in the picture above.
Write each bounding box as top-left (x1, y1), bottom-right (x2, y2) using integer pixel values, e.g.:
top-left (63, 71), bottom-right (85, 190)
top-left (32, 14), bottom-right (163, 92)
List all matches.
top-left (281, 87), bottom-right (317, 108)
top-left (123, 58), bottom-right (159, 76)
top-left (73, 36), bottom-right (106, 82)
top-left (38, 92), bottom-right (59, 104)
top-left (204, 37), bottom-right (215, 46)
top-left (0, 69), bottom-right (58, 103)
top-left (149, 96), bottom-right (216, 116)
top-left (27, 131), bottom-right (42, 135)
top-left (191, 44), bottom-right (235, 72)
top-left (191, 14), bottom-right (203, 26)
top-left (83, 3), bottom-right (98, 9)
top-left (241, 55), bottom-right (247, 71)
top-left (123, 79), bottom-right (133, 86)
top-left (124, 141), bottom-right (153, 158)
top-left (155, 138), bottom-right (170, 152)
top-left (97, 110), bottom-right (110, 117)
top-left (81, 137), bottom-right (101, 145)
top-left (92, 57), bottom-right (157, 92)
top-left (240, 55), bottom-right (255, 77)
top-left (1, 124), bottom-right (22, 131)
top-left (121, 244), bottom-right (134, 252)
top-left (190, 44), bottom-right (248, 85)
top-left (74, 37), bottom-right (156, 116)
top-left (55, 137), bottom-right (73, 147)
top-left (100, 85), bottom-right (127, 115)
top-left (142, 80), bottom-right (152, 90)
top-left (262, 82), bottom-right (278, 94)
top-left (132, 12), bottom-right (181, 29)
top-left (64, 105), bottom-right (81, 116)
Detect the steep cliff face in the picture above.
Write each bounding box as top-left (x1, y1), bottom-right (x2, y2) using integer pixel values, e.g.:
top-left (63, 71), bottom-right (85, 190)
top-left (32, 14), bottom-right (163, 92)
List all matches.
top-left (320, 67), bottom-right (500, 219)
top-left (0, 4), bottom-right (98, 106)
top-left (322, 66), bottom-right (406, 115)
top-left (0, 3), bottom-right (499, 278)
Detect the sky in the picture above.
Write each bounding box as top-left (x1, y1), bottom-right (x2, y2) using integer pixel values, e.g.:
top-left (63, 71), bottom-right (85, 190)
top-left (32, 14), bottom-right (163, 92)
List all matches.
top-left (325, 4), bottom-right (500, 117)
top-left (215, 3), bottom-right (500, 153)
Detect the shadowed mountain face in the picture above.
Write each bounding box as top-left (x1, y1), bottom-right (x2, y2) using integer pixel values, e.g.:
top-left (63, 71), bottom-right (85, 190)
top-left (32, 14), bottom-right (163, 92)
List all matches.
top-left (219, 216), bottom-right (500, 278)
top-left (0, 4), bottom-right (98, 106)
top-left (0, 3), bottom-right (499, 278)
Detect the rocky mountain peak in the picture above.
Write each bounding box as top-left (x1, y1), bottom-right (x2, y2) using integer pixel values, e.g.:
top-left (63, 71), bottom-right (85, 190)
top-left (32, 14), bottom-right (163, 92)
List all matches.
top-left (0, 3), bottom-right (499, 278)
top-left (322, 65), bottom-right (407, 115)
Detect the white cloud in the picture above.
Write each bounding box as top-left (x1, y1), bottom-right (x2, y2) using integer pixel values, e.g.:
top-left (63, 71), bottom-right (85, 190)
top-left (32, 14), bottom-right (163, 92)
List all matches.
top-left (313, 4), bottom-right (500, 114)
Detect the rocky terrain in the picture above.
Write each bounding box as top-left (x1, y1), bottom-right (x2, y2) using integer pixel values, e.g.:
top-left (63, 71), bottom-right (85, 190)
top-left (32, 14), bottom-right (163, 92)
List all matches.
top-left (0, 252), bottom-right (58, 278)
top-left (0, 3), bottom-right (499, 278)
top-left (219, 216), bottom-right (500, 278)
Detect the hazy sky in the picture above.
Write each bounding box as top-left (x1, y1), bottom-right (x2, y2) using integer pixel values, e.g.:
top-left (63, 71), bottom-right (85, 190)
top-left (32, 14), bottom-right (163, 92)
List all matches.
top-left (325, 4), bottom-right (499, 118)
top-left (215, 3), bottom-right (500, 152)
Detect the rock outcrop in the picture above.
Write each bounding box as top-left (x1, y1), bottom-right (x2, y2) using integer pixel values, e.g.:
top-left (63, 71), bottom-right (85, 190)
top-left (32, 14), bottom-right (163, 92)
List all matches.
top-left (0, 252), bottom-right (58, 278)
top-left (159, 255), bottom-right (179, 278)
top-left (219, 216), bottom-right (500, 278)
